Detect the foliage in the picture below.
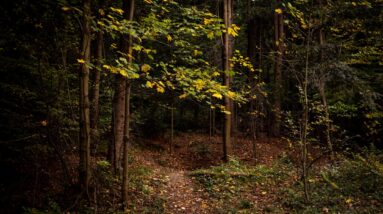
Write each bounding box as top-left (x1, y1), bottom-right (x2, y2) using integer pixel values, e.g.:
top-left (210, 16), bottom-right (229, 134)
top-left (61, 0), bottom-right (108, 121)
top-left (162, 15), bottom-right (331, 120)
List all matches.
top-left (190, 158), bottom-right (288, 199)
top-left (280, 149), bottom-right (383, 213)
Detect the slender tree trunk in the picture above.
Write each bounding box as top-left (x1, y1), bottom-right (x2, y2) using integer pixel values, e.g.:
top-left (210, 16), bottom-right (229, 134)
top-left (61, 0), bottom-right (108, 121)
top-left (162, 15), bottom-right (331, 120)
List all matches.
top-left (247, 15), bottom-right (259, 161)
top-left (79, 0), bottom-right (91, 195)
top-left (122, 0), bottom-right (135, 210)
top-left (90, 0), bottom-right (106, 149)
top-left (319, 86), bottom-right (334, 160)
top-left (112, 76), bottom-right (126, 173)
top-left (302, 32), bottom-right (311, 203)
top-left (170, 103), bottom-right (174, 155)
top-left (318, 1), bottom-right (335, 161)
top-left (272, 0), bottom-right (284, 137)
top-left (222, 0), bottom-right (233, 162)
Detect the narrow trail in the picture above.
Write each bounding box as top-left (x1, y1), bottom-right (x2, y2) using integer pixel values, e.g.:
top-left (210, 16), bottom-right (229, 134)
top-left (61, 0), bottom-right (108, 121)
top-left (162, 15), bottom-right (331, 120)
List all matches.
top-left (158, 169), bottom-right (211, 214)
top-left (134, 135), bottom-right (290, 213)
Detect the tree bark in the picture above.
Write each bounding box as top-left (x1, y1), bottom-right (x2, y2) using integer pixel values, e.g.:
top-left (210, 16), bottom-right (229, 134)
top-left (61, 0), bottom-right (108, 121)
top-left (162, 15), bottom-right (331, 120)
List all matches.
top-left (302, 31), bottom-right (312, 203)
top-left (90, 0), bottom-right (106, 148)
top-left (318, 0), bottom-right (335, 161)
top-left (222, 0), bottom-right (233, 162)
top-left (112, 75), bottom-right (126, 173)
top-left (272, 0), bottom-right (284, 137)
top-left (122, 0), bottom-right (135, 210)
top-left (79, 0), bottom-right (91, 195)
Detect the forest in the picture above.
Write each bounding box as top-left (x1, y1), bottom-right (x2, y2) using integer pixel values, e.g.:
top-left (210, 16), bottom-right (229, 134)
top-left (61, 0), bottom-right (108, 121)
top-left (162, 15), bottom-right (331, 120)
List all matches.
top-left (0, 0), bottom-right (382, 213)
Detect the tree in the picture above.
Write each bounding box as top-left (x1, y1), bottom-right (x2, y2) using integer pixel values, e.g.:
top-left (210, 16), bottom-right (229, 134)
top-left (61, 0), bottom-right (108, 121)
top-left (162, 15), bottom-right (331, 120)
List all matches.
top-left (90, 0), bottom-right (107, 147)
top-left (122, 0), bottom-right (135, 209)
top-left (79, 0), bottom-right (91, 195)
top-left (222, 0), bottom-right (233, 161)
top-left (111, 39), bottom-right (127, 173)
top-left (271, 0), bottom-right (284, 137)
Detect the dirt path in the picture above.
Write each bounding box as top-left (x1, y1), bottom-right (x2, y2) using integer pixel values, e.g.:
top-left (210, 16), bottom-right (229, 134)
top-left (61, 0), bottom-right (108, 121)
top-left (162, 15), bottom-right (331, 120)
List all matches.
top-left (159, 169), bottom-right (211, 213)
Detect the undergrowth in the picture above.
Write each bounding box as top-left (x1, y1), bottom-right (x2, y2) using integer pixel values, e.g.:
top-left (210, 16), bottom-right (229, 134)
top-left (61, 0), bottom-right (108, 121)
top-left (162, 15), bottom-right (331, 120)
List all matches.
top-left (280, 149), bottom-right (383, 213)
top-left (190, 157), bottom-right (290, 212)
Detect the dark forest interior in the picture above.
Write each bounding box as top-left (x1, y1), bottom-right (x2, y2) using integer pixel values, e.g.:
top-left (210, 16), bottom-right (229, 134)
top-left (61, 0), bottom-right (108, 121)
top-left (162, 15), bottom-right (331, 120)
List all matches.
top-left (0, 0), bottom-right (382, 213)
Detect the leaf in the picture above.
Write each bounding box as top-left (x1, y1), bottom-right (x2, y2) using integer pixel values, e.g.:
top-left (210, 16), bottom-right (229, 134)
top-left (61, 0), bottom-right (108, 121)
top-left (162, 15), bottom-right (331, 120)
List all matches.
top-left (119, 69), bottom-right (128, 77)
top-left (227, 27), bottom-right (238, 37)
top-left (207, 32), bottom-right (215, 40)
top-left (156, 85), bottom-right (165, 93)
top-left (146, 81), bottom-right (153, 88)
top-left (77, 59), bottom-right (85, 64)
top-left (227, 24), bottom-right (240, 37)
top-left (194, 79), bottom-right (204, 90)
top-left (345, 198), bottom-right (353, 204)
top-left (167, 35), bottom-right (172, 42)
top-left (179, 93), bottom-right (188, 99)
top-left (61, 6), bottom-right (71, 12)
top-left (275, 8), bottom-right (282, 14)
top-left (98, 9), bottom-right (105, 16)
top-left (212, 93), bottom-right (223, 99)
top-left (141, 64), bottom-right (151, 72)
top-left (203, 18), bottom-right (213, 25)
top-left (227, 91), bottom-right (236, 99)
top-left (110, 7), bottom-right (124, 15)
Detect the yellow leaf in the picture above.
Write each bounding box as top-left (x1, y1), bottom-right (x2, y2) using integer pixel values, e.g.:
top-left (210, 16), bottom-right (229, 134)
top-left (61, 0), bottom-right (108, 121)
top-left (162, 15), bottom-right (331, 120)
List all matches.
top-left (345, 198), bottom-right (353, 204)
top-left (146, 81), bottom-right (153, 88)
top-left (227, 91), bottom-right (236, 98)
top-left (212, 93), bottom-right (223, 99)
top-left (203, 18), bottom-right (213, 25)
top-left (223, 110), bottom-right (231, 115)
top-left (141, 64), bottom-right (151, 72)
top-left (194, 79), bottom-right (205, 91)
top-left (227, 24), bottom-right (240, 37)
top-left (179, 93), bottom-right (188, 99)
top-left (119, 69), bottom-right (128, 77)
top-left (144, 0), bottom-right (153, 4)
top-left (193, 50), bottom-right (202, 56)
top-left (77, 59), bottom-right (85, 64)
top-left (227, 27), bottom-right (238, 37)
top-left (110, 7), bottom-right (124, 15)
top-left (156, 86), bottom-right (165, 93)
top-left (275, 8), bottom-right (282, 14)
top-left (98, 9), bottom-right (105, 16)
top-left (167, 35), bottom-right (172, 42)
top-left (61, 6), bottom-right (71, 11)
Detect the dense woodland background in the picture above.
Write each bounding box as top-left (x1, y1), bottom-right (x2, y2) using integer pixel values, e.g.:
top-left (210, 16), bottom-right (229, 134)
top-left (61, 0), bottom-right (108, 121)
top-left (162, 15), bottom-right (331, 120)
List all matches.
top-left (0, 0), bottom-right (382, 213)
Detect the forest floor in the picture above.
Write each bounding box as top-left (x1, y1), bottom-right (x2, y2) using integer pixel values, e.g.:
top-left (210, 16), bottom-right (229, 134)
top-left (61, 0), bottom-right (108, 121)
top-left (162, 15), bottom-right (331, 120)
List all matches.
top-left (7, 132), bottom-right (382, 213)
top-left (125, 132), bottom-right (295, 213)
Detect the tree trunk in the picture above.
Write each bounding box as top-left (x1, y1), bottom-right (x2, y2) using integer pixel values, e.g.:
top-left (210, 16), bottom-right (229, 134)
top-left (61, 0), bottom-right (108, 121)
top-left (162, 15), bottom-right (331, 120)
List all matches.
top-left (272, 0), bottom-right (284, 137)
top-left (302, 32), bottom-right (311, 203)
top-left (90, 31), bottom-right (102, 149)
top-left (222, 0), bottom-right (233, 162)
top-left (247, 15), bottom-right (260, 161)
top-left (318, 0), bottom-right (335, 161)
top-left (122, 0), bottom-right (135, 210)
top-left (79, 0), bottom-right (91, 195)
top-left (90, 0), bottom-right (106, 149)
top-left (112, 75), bottom-right (126, 173)
top-left (170, 103), bottom-right (174, 155)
